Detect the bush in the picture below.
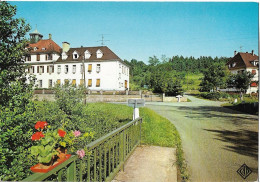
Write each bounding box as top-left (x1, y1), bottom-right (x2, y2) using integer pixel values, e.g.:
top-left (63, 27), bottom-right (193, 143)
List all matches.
top-left (199, 92), bottom-right (230, 100)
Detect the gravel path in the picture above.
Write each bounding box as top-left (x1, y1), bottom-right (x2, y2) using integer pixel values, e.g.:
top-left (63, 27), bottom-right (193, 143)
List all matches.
top-left (146, 95), bottom-right (258, 182)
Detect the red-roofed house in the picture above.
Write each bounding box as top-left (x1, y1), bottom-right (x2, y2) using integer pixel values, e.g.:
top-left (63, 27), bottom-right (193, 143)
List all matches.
top-left (25, 29), bottom-right (129, 90)
top-left (226, 50), bottom-right (259, 94)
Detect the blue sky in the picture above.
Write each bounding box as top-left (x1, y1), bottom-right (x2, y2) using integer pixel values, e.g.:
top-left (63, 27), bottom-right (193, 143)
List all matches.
top-left (11, 1), bottom-right (258, 63)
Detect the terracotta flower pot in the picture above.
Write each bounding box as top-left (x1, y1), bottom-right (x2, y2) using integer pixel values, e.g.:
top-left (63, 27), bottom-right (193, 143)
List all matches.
top-left (57, 146), bottom-right (68, 162)
top-left (31, 154), bottom-right (71, 173)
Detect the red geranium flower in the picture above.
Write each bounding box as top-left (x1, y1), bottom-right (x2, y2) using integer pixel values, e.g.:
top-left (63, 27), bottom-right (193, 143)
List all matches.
top-left (35, 121), bottom-right (48, 130)
top-left (31, 131), bottom-right (45, 141)
top-left (58, 129), bottom-right (66, 137)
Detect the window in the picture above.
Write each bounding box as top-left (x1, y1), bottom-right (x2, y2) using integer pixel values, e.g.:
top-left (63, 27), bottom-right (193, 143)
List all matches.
top-left (122, 66), bottom-right (124, 73)
top-left (46, 54), bottom-right (52, 60)
top-left (80, 79), bottom-right (84, 85)
top-left (251, 82), bottom-right (258, 87)
top-left (127, 68), bottom-right (129, 76)
top-left (119, 64), bottom-right (121, 69)
top-left (88, 64), bottom-right (92, 72)
top-left (64, 79), bottom-right (69, 84)
top-left (119, 82), bottom-right (121, 88)
top-left (47, 65), bottom-right (54, 73)
top-left (57, 65), bottom-right (61, 74)
top-left (232, 62), bottom-right (236, 67)
top-left (80, 64), bottom-right (83, 74)
top-left (27, 56), bottom-right (31, 61)
top-left (29, 66), bottom-right (34, 74)
top-left (96, 64), bottom-right (101, 72)
top-left (38, 80), bottom-right (42, 88)
top-left (37, 54), bottom-right (40, 61)
top-left (96, 49), bottom-right (103, 58)
top-left (73, 52), bottom-right (79, 59)
top-left (72, 79), bottom-right (76, 86)
top-left (57, 79), bottom-right (61, 85)
top-left (49, 79), bottom-right (53, 88)
top-left (42, 48), bottom-right (46, 51)
top-left (252, 70), bottom-right (256, 75)
top-left (65, 65), bottom-right (68, 74)
top-left (96, 79), bottom-right (100, 87)
top-left (73, 65), bottom-right (76, 74)
top-left (88, 79), bottom-right (92, 87)
top-left (85, 50), bottom-right (91, 59)
top-left (125, 80), bottom-right (128, 89)
top-left (34, 47), bottom-right (37, 51)
top-left (38, 66), bottom-right (44, 74)
top-left (119, 73), bottom-right (121, 79)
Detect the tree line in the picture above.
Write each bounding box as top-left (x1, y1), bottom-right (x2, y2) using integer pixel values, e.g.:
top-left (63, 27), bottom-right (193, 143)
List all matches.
top-left (124, 55), bottom-right (230, 95)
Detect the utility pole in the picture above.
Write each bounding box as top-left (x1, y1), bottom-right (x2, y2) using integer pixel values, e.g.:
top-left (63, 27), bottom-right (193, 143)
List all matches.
top-left (97, 34), bottom-right (109, 46)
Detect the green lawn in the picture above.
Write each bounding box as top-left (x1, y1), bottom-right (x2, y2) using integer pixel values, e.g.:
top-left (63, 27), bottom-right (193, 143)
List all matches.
top-left (140, 107), bottom-right (188, 181)
top-left (183, 72), bottom-right (203, 91)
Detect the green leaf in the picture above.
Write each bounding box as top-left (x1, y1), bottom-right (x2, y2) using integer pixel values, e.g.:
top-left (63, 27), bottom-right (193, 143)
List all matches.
top-left (30, 146), bottom-right (39, 156)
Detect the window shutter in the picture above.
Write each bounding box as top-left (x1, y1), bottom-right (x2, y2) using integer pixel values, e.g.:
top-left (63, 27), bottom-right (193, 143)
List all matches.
top-left (45, 55), bottom-right (47, 60)
top-left (33, 66), bottom-right (35, 73)
top-left (37, 66), bottom-right (39, 73)
top-left (42, 66), bottom-right (44, 73)
top-left (88, 64), bottom-right (92, 72)
top-left (72, 79), bottom-right (76, 85)
top-left (80, 79), bottom-right (84, 85)
top-left (37, 54), bottom-right (40, 61)
top-left (88, 79), bottom-right (92, 87)
top-left (52, 66), bottom-right (54, 73)
top-left (96, 79), bottom-right (100, 87)
top-left (47, 66), bottom-right (49, 73)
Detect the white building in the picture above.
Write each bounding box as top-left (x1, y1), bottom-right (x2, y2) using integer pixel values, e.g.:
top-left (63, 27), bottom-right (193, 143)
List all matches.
top-left (25, 29), bottom-right (129, 91)
top-left (225, 50), bottom-right (259, 94)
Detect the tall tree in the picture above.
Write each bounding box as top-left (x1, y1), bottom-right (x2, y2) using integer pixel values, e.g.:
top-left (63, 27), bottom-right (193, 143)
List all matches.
top-left (233, 71), bottom-right (254, 93)
top-left (199, 62), bottom-right (228, 92)
top-left (0, 2), bottom-right (34, 180)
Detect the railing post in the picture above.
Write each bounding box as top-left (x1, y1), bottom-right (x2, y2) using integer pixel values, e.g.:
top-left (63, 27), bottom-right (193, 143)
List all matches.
top-left (139, 118), bottom-right (142, 145)
top-left (67, 160), bottom-right (76, 182)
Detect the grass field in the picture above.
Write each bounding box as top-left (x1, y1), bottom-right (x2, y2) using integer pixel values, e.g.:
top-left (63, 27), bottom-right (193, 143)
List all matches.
top-left (183, 72), bottom-right (203, 91)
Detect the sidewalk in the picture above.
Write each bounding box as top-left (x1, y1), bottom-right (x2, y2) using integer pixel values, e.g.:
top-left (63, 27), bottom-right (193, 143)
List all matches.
top-left (112, 145), bottom-right (177, 182)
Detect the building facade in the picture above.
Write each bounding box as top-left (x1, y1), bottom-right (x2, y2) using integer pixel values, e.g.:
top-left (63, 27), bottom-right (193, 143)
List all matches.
top-left (226, 50), bottom-right (259, 94)
top-left (25, 30), bottom-right (129, 91)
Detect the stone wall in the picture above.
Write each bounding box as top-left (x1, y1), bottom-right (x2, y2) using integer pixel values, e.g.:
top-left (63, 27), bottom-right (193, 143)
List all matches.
top-left (33, 94), bottom-right (162, 102)
top-left (162, 96), bottom-right (187, 102)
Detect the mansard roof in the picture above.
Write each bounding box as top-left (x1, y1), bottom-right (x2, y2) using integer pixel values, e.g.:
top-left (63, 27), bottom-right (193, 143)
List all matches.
top-left (28, 39), bottom-right (61, 54)
top-left (57, 46), bottom-right (121, 63)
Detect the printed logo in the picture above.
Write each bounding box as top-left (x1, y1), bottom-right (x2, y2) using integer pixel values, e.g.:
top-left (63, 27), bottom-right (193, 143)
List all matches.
top-left (237, 163), bottom-right (252, 179)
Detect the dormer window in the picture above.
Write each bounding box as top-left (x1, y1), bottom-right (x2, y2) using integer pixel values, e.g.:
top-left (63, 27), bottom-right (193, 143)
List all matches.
top-left (84, 50), bottom-right (91, 59)
top-left (34, 47), bottom-right (37, 51)
top-left (96, 49), bottom-right (103, 59)
top-left (232, 62), bottom-right (236, 67)
top-left (62, 52), bottom-right (68, 60)
top-left (42, 48), bottom-right (46, 51)
top-left (73, 51), bottom-right (79, 59)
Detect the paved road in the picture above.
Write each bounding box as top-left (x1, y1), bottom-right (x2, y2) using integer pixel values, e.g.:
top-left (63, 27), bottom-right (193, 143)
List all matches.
top-left (146, 95), bottom-right (258, 182)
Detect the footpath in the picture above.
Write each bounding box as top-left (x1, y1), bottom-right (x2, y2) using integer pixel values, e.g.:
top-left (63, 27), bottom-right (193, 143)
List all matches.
top-left (112, 145), bottom-right (177, 182)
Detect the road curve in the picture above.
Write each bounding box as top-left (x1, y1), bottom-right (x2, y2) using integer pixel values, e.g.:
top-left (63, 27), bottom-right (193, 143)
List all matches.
top-left (145, 95), bottom-right (258, 182)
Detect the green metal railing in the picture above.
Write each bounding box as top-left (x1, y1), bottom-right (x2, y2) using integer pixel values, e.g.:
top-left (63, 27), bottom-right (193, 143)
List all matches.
top-left (23, 117), bottom-right (142, 182)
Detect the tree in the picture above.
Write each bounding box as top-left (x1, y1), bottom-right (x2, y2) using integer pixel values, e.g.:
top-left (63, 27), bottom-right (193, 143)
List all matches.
top-left (199, 62), bottom-right (228, 92)
top-left (148, 55), bottom-right (160, 66)
top-left (0, 2), bottom-right (34, 180)
top-left (233, 71), bottom-right (254, 93)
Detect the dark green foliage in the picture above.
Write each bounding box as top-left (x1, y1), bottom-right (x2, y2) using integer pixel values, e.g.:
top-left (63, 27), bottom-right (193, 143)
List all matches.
top-left (124, 55), bottom-right (229, 92)
top-left (0, 2), bottom-right (35, 180)
top-left (199, 62), bottom-right (228, 92)
top-left (232, 71), bottom-right (254, 93)
top-left (199, 92), bottom-right (230, 100)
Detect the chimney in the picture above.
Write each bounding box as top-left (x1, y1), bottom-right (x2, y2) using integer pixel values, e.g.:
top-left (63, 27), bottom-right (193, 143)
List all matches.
top-left (234, 50), bottom-right (237, 56)
top-left (49, 34), bottom-right (52, 40)
top-left (251, 50), bottom-right (254, 56)
top-left (62, 42), bottom-right (70, 52)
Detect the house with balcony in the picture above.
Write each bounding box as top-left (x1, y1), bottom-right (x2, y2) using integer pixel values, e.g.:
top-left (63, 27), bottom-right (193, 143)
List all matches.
top-left (25, 29), bottom-right (129, 91)
top-left (226, 50), bottom-right (259, 94)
